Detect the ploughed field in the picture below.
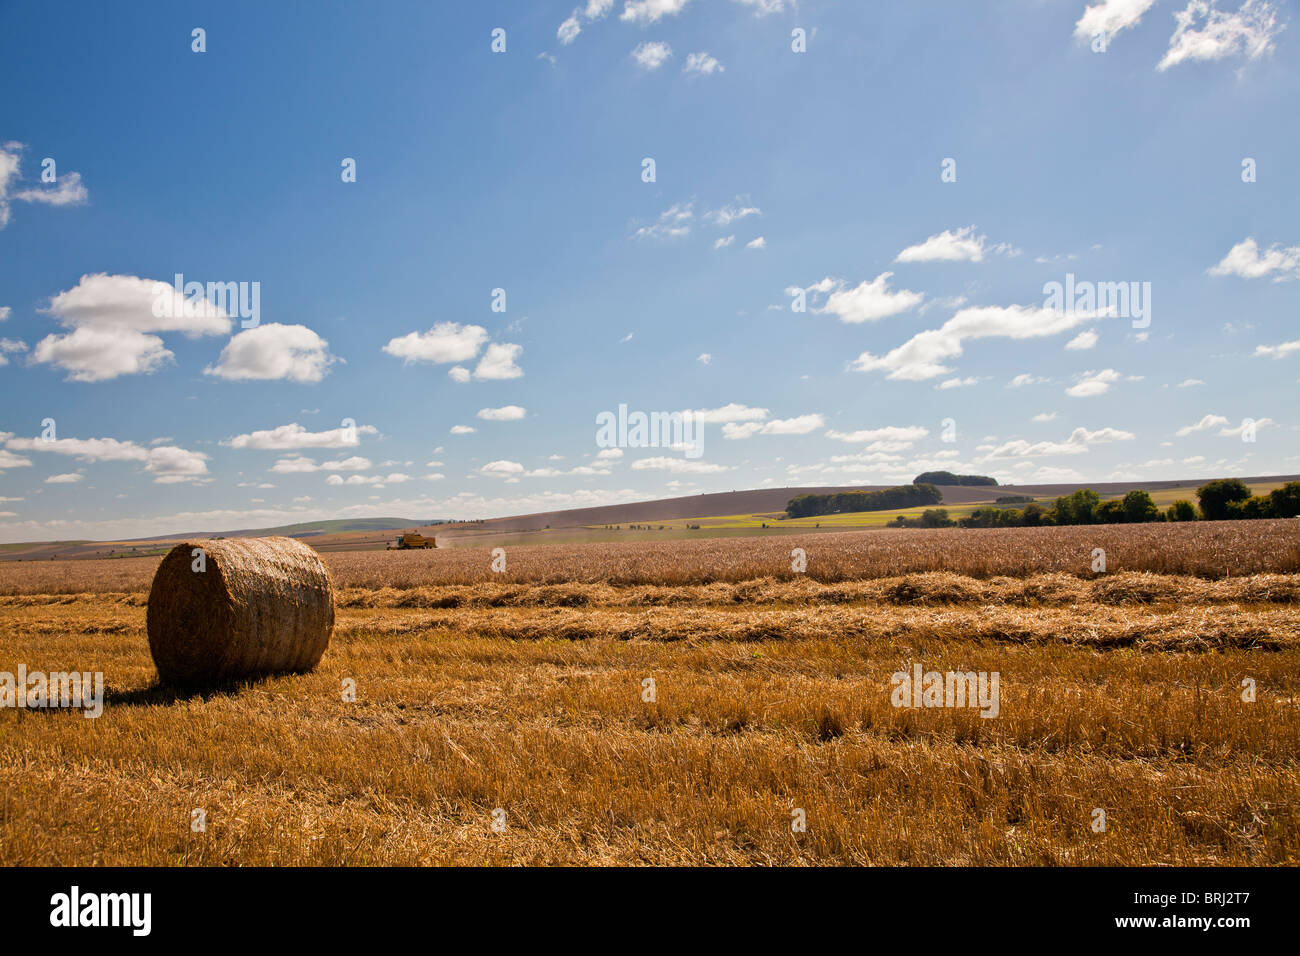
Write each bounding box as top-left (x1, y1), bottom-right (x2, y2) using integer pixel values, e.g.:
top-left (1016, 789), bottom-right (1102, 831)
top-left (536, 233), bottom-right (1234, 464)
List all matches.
top-left (1, 521), bottom-right (1297, 865)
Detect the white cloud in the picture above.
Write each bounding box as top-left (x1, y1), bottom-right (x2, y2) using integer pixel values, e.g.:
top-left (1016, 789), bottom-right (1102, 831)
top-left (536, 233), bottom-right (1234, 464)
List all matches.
top-left (621, 0), bottom-right (691, 24)
top-left (1208, 237), bottom-right (1300, 281)
top-left (705, 199), bottom-right (760, 227)
top-left (1065, 368), bottom-right (1123, 397)
top-left (474, 342), bottom-right (524, 380)
top-left (4, 433), bottom-right (209, 483)
top-left (0, 143), bottom-right (89, 229)
top-left (558, 14), bottom-right (582, 43)
top-left (1254, 340), bottom-right (1300, 358)
top-left (0, 449), bottom-right (32, 471)
top-left (684, 51), bottom-right (723, 74)
top-left (1177, 378), bottom-right (1207, 386)
top-left (30, 273), bottom-right (237, 381)
top-left (450, 425), bottom-right (477, 435)
top-left (0, 306), bottom-right (9, 321)
top-left (981, 426), bottom-right (1135, 459)
top-left (1158, 0), bottom-right (1284, 71)
top-left (632, 201), bottom-right (693, 240)
top-left (1009, 373), bottom-right (1049, 387)
top-left (791, 273), bottom-right (924, 325)
top-left (722, 414), bottom-right (825, 439)
top-left (631, 41), bottom-right (673, 70)
top-left (713, 235), bottom-right (734, 249)
top-left (825, 425), bottom-right (929, 444)
top-left (32, 327), bottom-right (172, 382)
top-left (144, 446), bottom-right (210, 483)
top-left (733, 0), bottom-right (785, 14)
top-left (481, 460), bottom-right (525, 476)
top-left (596, 448), bottom-right (624, 460)
top-left (325, 473), bottom-right (411, 487)
top-left (0, 337), bottom-right (27, 366)
top-left (1065, 329), bottom-right (1099, 350)
top-left (1074, 0), bottom-right (1160, 43)
top-left (1218, 416), bottom-right (1273, 438)
top-left (697, 353), bottom-right (712, 365)
top-left (937, 376), bottom-right (979, 389)
top-left (477, 405), bottom-right (527, 421)
top-left (383, 322), bottom-right (488, 365)
top-left (691, 403), bottom-right (769, 424)
top-left (226, 422), bottom-right (376, 451)
top-left (853, 305), bottom-right (1104, 381)
top-left (1032, 412), bottom-right (1059, 422)
top-left (45, 473), bottom-right (83, 484)
top-left (894, 226), bottom-right (1017, 263)
top-left (448, 365), bottom-right (471, 383)
top-left (745, 236), bottom-right (766, 250)
top-left (630, 456), bottom-right (730, 474)
top-left (206, 323), bottom-right (336, 383)
top-left (1176, 414), bottom-right (1231, 436)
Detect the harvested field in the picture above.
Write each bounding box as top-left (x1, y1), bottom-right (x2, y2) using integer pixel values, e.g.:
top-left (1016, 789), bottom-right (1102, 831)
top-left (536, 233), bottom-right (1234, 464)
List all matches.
top-left (1, 525), bottom-right (1297, 865)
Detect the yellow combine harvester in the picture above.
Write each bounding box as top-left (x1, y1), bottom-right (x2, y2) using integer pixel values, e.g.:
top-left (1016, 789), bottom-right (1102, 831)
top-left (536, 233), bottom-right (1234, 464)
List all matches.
top-left (386, 531), bottom-right (436, 550)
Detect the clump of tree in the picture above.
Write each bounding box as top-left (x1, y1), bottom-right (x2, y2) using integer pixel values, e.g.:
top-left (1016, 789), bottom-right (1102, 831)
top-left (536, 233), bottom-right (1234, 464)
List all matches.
top-left (786, 483), bottom-right (942, 519)
top-left (1198, 478), bottom-right (1300, 520)
top-left (889, 508), bottom-right (957, 528)
top-left (995, 494), bottom-right (1034, 504)
top-left (913, 471), bottom-right (998, 486)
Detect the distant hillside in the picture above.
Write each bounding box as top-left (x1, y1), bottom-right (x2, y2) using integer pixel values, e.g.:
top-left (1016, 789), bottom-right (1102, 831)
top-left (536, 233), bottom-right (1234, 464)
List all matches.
top-left (146, 517), bottom-right (439, 540)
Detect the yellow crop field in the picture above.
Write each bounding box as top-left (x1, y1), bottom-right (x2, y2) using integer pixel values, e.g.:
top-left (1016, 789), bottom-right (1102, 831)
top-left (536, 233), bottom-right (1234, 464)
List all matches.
top-left (1, 519), bottom-right (1297, 865)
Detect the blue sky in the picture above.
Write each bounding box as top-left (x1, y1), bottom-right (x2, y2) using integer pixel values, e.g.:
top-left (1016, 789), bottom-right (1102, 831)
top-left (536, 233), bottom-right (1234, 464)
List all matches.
top-left (1, 0), bottom-right (1297, 542)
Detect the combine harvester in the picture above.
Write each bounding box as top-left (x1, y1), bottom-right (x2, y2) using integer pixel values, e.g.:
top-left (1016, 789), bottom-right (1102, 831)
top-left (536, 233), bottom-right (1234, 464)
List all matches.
top-left (386, 530), bottom-right (436, 550)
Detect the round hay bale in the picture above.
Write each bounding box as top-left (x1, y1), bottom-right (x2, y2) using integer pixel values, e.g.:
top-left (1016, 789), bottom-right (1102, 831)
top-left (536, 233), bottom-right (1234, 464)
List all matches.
top-left (146, 536), bottom-right (335, 685)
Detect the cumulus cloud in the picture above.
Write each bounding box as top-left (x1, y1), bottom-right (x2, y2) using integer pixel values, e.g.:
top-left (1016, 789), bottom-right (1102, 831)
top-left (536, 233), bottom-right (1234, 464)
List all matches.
top-left (980, 426), bottom-right (1135, 459)
top-left (1175, 414), bottom-right (1231, 436)
top-left (4, 433), bottom-right (209, 483)
top-left (1158, 0), bottom-right (1284, 71)
top-left (684, 51), bottom-right (723, 74)
top-left (226, 422), bottom-right (377, 450)
top-left (474, 342), bottom-right (524, 380)
top-left (631, 41), bottom-right (673, 70)
top-left (894, 226), bottom-right (1017, 263)
top-left (1254, 340), bottom-right (1300, 358)
top-left (206, 323), bottom-right (337, 383)
top-left (1208, 237), bottom-right (1300, 281)
top-left (630, 456), bottom-right (729, 474)
top-left (632, 201), bottom-right (693, 240)
top-left (477, 405), bottom-right (527, 421)
top-left (825, 425), bottom-right (929, 445)
top-left (450, 425), bottom-right (477, 435)
top-left (789, 273), bottom-right (924, 325)
top-left (30, 273), bottom-right (236, 381)
top-left (1073, 0), bottom-right (1160, 43)
top-left (691, 403), bottom-right (769, 424)
top-left (621, 0), bottom-right (692, 24)
top-left (1065, 368), bottom-right (1122, 397)
top-left (745, 236), bottom-right (766, 250)
top-left (0, 143), bottom-right (89, 229)
top-left (1065, 329), bottom-right (1099, 350)
top-left (0, 337), bottom-right (28, 366)
top-left (45, 473), bottom-right (83, 484)
top-left (722, 414), bottom-right (825, 439)
top-left (383, 322), bottom-right (488, 365)
top-left (705, 198), bottom-right (760, 227)
top-left (852, 305), bottom-right (1104, 381)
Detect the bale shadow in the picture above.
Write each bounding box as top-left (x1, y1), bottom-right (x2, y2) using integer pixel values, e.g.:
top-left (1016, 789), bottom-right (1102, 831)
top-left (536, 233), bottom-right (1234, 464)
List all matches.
top-left (103, 674), bottom-right (281, 707)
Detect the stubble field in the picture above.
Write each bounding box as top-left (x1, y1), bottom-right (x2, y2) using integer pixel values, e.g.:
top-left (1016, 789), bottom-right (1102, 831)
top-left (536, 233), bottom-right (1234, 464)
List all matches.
top-left (1, 520), bottom-right (1297, 865)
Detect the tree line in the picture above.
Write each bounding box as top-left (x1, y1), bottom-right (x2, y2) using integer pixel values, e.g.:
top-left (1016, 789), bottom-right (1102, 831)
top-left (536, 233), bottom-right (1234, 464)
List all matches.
top-left (887, 479), bottom-right (1300, 529)
top-left (785, 483), bottom-right (943, 519)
